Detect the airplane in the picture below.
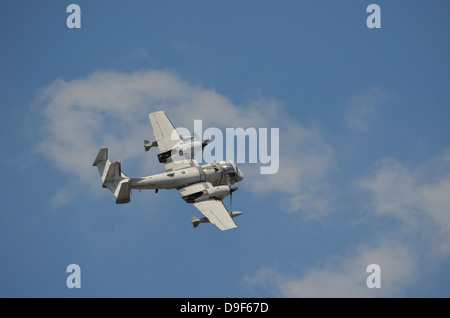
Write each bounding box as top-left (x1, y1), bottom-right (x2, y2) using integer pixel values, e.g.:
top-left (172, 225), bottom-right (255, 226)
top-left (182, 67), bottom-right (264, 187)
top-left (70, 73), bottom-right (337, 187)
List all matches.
top-left (92, 111), bottom-right (244, 231)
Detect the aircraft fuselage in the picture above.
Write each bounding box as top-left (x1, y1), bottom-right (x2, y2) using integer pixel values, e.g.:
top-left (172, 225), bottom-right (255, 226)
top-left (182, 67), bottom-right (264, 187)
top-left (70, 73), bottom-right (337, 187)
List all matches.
top-left (130, 161), bottom-right (243, 191)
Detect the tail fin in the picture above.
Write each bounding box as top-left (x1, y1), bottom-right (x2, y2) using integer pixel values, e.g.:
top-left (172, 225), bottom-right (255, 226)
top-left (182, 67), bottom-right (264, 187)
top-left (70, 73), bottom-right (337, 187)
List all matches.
top-left (92, 148), bottom-right (108, 167)
top-left (93, 148), bottom-right (131, 204)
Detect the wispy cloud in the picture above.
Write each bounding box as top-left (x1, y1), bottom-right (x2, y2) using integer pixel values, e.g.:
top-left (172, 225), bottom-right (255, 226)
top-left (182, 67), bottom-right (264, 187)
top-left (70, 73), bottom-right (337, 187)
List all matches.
top-left (360, 153), bottom-right (450, 259)
top-left (246, 151), bottom-right (450, 297)
top-left (33, 69), bottom-right (334, 212)
top-left (247, 120), bottom-right (335, 218)
top-left (130, 48), bottom-right (153, 63)
top-left (173, 41), bottom-right (199, 52)
top-left (32, 70), bottom-right (450, 296)
top-left (245, 239), bottom-right (417, 297)
top-left (345, 88), bottom-right (392, 132)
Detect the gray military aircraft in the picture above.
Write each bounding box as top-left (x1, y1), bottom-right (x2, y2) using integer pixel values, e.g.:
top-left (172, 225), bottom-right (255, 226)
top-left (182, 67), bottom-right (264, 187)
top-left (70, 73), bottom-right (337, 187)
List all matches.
top-left (93, 111), bottom-right (244, 230)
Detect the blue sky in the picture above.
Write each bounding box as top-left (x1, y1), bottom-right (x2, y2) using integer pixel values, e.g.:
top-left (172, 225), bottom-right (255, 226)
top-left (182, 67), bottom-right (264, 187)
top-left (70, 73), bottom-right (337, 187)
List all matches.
top-left (1, 0), bottom-right (450, 297)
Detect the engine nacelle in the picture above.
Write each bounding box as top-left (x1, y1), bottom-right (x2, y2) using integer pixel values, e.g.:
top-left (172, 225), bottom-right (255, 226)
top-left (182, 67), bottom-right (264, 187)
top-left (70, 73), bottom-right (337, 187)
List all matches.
top-left (182, 185), bottom-right (232, 203)
top-left (191, 211), bottom-right (243, 228)
top-left (157, 141), bottom-right (203, 163)
top-left (176, 141), bottom-right (202, 157)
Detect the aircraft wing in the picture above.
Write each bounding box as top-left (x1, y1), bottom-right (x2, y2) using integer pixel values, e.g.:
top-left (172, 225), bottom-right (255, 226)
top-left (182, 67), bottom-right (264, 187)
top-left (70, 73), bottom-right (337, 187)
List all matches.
top-left (149, 111), bottom-right (182, 153)
top-left (193, 200), bottom-right (237, 231)
top-left (149, 111), bottom-right (198, 172)
top-left (178, 182), bottom-right (237, 231)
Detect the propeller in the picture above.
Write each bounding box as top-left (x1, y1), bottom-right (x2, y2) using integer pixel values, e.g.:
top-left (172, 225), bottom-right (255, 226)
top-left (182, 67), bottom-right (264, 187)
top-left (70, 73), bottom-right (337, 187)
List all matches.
top-left (224, 172), bottom-right (238, 208)
top-left (230, 186), bottom-right (238, 209)
top-left (193, 132), bottom-right (211, 151)
top-left (201, 138), bottom-right (211, 149)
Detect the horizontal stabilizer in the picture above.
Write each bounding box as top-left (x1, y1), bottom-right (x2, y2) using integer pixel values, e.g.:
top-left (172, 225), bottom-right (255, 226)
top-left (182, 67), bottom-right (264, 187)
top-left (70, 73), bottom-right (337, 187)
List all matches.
top-left (93, 148), bottom-right (131, 204)
top-left (114, 179), bottom-right (131, 204)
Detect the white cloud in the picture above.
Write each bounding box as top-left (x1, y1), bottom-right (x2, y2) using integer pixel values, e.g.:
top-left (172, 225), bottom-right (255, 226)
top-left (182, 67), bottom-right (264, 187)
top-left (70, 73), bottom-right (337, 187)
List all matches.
top-left (246, 153), bottom-right (450, 297)
top-left (360, 154), bottom-right (450, 259)
top-left (33, 69), bottom-right (334, 212)
top-left (246, 240), bottom-right (418, 297)
top-left (173, 41), bottom-right (199, 51)
top-left (345, 88), bottom-right (392, 132)
top-left (36, 70), bottom-right (450, 296)
top-left (247, 120), bottom-right (335, 217)
top-left (131, 48), bottom-right (153, 63)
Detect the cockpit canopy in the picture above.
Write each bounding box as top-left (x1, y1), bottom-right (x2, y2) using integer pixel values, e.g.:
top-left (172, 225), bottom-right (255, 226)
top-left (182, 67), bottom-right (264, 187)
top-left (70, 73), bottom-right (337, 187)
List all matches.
top-left (217, 160), bottom-right (244, 183)
top-left (218, 160), bottom-right (235, 174)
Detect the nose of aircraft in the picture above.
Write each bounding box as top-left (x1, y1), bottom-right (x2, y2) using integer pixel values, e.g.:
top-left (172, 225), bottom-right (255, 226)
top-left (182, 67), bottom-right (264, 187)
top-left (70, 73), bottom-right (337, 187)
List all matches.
top-left (237, 169), bottom-right (244, 181)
